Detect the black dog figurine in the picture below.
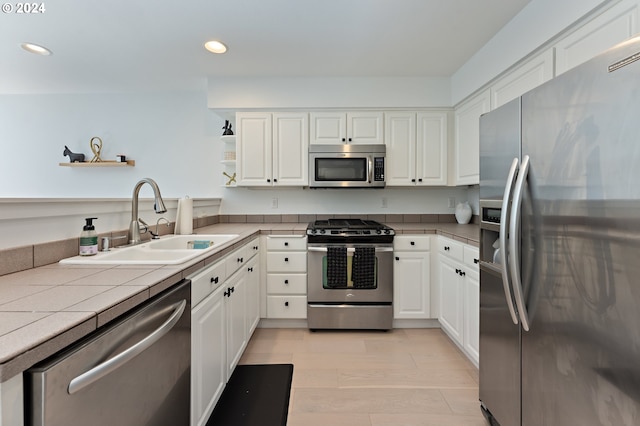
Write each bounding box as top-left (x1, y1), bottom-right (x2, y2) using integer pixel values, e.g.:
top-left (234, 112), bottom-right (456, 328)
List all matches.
top-left (63, 145), bottom-right (85, 163)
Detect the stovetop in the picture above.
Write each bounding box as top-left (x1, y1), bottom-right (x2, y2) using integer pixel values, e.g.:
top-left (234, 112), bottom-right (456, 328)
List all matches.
top-left (306, 219), bottom-right (395, 243)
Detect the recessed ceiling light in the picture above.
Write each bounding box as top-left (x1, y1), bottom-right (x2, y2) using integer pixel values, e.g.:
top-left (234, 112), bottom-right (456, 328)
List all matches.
top-left (21, 42), bottom-right (52, 56)
top-left (204, 40), bottom-right (227, 54)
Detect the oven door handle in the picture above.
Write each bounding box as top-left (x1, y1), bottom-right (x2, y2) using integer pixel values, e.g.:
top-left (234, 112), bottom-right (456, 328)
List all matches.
top-left (307, 246), bottom-right (393, 253)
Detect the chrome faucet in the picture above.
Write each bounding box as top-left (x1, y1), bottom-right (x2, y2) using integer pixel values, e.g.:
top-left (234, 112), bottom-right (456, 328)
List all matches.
top-left (129, 178), bottom-right (167, 245)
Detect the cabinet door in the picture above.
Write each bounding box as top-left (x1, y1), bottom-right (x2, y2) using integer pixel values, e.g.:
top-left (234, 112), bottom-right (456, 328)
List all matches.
top-left (438, 256), bottom-right (463, 345)
top-left (225, 272), bottom-right (246, 379)
top-left (393, 251), bottom-right (430, 319)
top-left (555, 0), bottom-right (639, 75)
top-left (453, 89), bottom-right (490, 186)
top-left (237, 113), bottom-right (272, 186)
top-left (273, 112), bottom-right (309, 186)
top-left (491, 48), bottom-right (554, 109)
top-left (191, 288), bottom-right (225, 426)
top-left (347, 112), bottom-right (384, 144)
top-left (416, 112), bottom-right (448, 186)
top-left (385, 112), bottom-right (416, 186)
top-left (464, 270), bottom-right (480, 366)
top-left (245, 256), bottom-right (260, 337)
top-left (310, 112), bottom-right (346, 144)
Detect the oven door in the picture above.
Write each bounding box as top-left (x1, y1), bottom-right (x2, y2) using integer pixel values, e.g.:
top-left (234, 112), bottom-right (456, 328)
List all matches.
top-left (307, 244), bottom-right (393, 303)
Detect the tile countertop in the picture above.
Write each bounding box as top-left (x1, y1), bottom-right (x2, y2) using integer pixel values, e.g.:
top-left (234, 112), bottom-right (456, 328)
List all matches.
top-left (0, 221), bottom-right (477, 382)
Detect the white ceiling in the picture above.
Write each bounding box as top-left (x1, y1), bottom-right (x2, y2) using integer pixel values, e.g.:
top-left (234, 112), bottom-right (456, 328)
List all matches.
top-left (1, 0), bottom-right (530, 94)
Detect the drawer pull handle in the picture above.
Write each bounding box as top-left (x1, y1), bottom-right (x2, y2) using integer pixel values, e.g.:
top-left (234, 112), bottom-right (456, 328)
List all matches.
top-left (211, 276), bottom-right (218, 284)
top-left (444, 246), bottom-right (450, 251)
top-left (248, 267), bottom-right (253, 272)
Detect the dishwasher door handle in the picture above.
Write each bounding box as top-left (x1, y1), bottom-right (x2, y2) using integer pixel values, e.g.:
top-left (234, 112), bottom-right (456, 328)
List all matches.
top-left (68, 299), bottom-right (187, 395)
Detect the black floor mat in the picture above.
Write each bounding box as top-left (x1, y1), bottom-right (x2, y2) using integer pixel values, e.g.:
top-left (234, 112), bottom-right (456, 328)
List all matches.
top-left (206, 364), bottom-right (293, 426)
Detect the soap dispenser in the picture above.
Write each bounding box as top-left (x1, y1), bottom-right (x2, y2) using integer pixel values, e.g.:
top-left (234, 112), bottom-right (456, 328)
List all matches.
top-left (80, 217), bottom-right (98, 256)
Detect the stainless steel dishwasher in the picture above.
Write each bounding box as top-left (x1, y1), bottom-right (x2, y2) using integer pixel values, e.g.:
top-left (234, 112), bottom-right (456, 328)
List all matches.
top-left (26, 279), bottom-right (191, 426)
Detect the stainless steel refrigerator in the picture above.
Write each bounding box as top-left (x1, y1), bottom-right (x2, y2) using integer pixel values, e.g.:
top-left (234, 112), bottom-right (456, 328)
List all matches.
top-left (478, 36), bottom-right (640, 426)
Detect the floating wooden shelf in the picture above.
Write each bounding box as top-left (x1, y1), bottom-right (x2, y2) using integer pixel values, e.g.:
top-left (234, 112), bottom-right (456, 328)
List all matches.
top-left (59, 160), bottom-right (135, 167)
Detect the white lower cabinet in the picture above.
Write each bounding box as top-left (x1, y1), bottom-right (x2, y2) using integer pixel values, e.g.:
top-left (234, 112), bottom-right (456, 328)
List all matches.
top-left (225, 270), bottom-right (247, 379)
top-left (191, 284), bottom-right (226, 426)
top-left (437, 237), bottom-right (479, 366)
top-left (190, 236), bottom-right (260, 426)
top-left (393, 235), bottom-right (431, 319)
top-left (266, 235), bottom-right (307, 319)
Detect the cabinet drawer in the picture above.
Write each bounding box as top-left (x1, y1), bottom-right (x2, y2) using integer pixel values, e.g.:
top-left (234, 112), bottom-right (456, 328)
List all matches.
top-left (245, 237), bottom-right (260, 260)
top-left (266, 236), bottom-right (307, 251)
top-left (190, 260), bottom-right (226, 307)
top-left (267, 296), bottom-right (307, 318)
top-left (225, 246), bottom-right (247, 277)
top-left (463, 245), bottom-right (480, 271)
top-left (267, 252), bottom-right (307, 273)
top-left (394, 235), bottom-right (431, 251)
top-left (438, 237), bottom-right (463, 262)
top-left (267, 274), bottom-right (307, 294)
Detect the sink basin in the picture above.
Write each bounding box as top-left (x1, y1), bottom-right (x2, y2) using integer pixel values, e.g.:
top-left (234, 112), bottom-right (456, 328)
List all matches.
top-left (60, 234), bottom-right (239, 265)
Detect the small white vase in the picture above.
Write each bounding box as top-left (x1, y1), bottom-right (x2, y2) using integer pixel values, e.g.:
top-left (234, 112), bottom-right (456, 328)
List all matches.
top-left (455, 201), bottom-right (472, 224)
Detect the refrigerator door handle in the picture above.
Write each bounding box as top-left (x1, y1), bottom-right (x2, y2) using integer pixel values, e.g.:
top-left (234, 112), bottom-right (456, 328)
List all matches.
top-left (500, 157), bottom-right (520, 325)
top-left (509, 155), bottom-right (531, 331)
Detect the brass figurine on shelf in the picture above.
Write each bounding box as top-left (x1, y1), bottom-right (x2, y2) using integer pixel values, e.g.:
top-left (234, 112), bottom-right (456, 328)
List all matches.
top-left (89, 136), bottom-right (103, 162)
top-left (223, 171), bottom-right (236, 186)
top-left (222, 120), bottom-right (234, 136)
top-left (63, 146), bottom-right (85, 163)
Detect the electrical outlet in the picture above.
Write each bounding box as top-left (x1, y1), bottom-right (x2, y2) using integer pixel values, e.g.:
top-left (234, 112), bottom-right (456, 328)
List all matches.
top-left (271, 198), bottom-right (278, 209)
top-left (448, 197), bottom-right (456, 208)
top-left (381, 197), bottom-right (388, 208)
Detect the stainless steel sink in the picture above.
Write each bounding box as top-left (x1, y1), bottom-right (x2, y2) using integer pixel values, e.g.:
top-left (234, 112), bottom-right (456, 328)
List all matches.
top-left (60, 234), bottom-right (239, 265)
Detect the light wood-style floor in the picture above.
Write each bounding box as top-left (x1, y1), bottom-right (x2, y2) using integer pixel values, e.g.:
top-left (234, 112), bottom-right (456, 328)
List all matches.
top-left (239, 328), bottom-right (487, 426)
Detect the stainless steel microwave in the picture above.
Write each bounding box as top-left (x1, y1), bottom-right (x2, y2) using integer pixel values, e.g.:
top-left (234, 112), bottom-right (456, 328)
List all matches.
top-left (309, 144), bottom-right (386, 188)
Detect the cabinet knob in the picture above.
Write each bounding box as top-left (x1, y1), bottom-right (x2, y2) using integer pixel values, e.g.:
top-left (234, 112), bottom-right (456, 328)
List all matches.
top-left (248, 267), bottom-right (253, 272)
top-left (474, 258), bottom-right (479, 264)
top-left (411, 179), bottom-right (416, 182)
top-left (211, 276), bottom-right (218, 284)
top-left (231, 286), bottom-right (235, 293)
top-left (274, 178), bottom-right (278, 182)
top-left (444, 246), bottom-right (450, 251)
top-left (348, 138), bottom-right (352, 142)
top-left (410, 241), bottom-right (415, 245)
top-left (224, 289), bottom-right (230, 297)
top-left (284, 242), bottom-right (289, 246)
top-left (284, 301), bottom-right (289, 307)
top-left (284, 279), bottom-right (289, 284)
top-left (395, 256), bottom-right (399, 261)
top-left (342, 138), bottom-right (346, 142)
top-left (418, 178), bottom-right (423, 182)
top-left (284, 257), bottom-right (289, 262)
top-left (267, 179), bottom-right (271, 182)
top-left (461, 271), bottom-right (466, 276)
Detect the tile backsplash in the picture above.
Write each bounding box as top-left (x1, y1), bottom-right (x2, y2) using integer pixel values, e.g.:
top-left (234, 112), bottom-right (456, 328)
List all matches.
top-left (0, 213), bottom-right (476, 277)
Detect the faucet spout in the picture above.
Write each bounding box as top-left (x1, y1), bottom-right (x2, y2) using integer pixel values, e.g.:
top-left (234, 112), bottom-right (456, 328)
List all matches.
top-left (129, 178), bottom-right (167, 245)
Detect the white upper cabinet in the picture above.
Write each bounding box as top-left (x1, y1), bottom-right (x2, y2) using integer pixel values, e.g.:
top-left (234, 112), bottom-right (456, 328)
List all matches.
top-left (310, 112), bottom-right (384, 144)
top-left (453, 89), bottom-right (490, 186)
top-left (237, 113), bottom-right (272, 187)
top-left (385, 112), bottom-right (448, 186)
top-left (237, 112), bottom-right (308, 186)
top-left (555, 0), bottom-right (639, 75)
top-left (272, 113), bottom-right (309, 186)
top-left (490, 48), bottom-right (554, 109)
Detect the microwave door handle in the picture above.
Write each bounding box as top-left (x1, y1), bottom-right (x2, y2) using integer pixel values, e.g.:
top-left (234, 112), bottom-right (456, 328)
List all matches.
top-left (368, 157), bottom-right (373, 183)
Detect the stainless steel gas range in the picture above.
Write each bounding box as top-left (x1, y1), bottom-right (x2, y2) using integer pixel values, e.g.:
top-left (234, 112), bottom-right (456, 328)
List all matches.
top-left (306, 219), bottom-right (395, 330)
